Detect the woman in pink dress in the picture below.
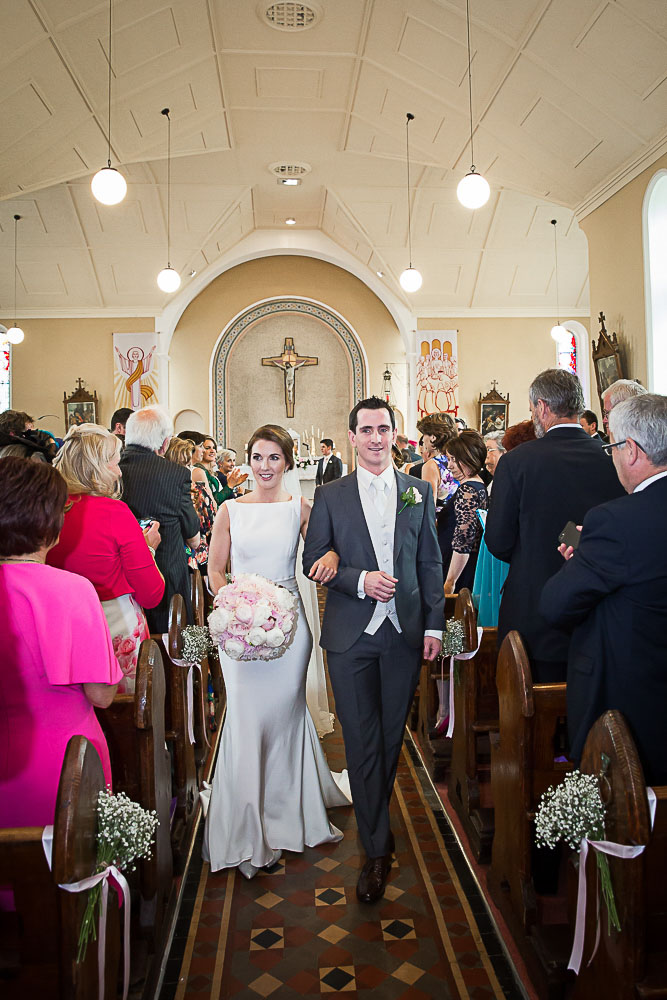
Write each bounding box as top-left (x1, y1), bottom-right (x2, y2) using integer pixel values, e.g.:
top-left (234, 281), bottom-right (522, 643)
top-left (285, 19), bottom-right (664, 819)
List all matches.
top-left (47, 424), bottom-right (165, 693)
top-left (0, 458), bottom-right (123, 830)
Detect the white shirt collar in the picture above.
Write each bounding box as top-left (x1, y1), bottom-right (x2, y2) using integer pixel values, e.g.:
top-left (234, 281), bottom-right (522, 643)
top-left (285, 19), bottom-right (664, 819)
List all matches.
top-left (547, 422), bottom-right (585, 432)
top-left (357, 463), bottom-right (395, 492)
top-left (634, 470), bottom-right (667, 493)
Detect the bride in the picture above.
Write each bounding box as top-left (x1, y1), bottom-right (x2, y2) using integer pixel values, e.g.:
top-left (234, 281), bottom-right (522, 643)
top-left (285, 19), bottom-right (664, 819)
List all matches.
top-left (202, 424), bottom-right (350, 878)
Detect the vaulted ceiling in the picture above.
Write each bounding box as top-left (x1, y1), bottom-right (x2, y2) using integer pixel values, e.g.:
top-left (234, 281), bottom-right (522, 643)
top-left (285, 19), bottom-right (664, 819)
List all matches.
top-left (1, 0), bottom-right (666, 318)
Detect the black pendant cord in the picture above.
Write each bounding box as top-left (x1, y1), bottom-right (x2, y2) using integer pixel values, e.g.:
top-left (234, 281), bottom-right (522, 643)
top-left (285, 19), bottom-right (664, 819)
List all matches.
top-left (106, 0), bottom-right (112, 168)
top-left (465, 0), bottom-right (475, 171)
top-left (13, 215), bottom-right (20, 325)
top-left (552, 219), bottom-right (561, 325)
top-left (162, 109), bottom-right (172, 268)
top-left (405, 113), bottom-right (415, 269)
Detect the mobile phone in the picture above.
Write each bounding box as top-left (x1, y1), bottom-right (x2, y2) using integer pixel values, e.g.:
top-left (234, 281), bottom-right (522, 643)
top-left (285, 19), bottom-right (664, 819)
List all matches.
top-left (558, 521), bottom-right (581, 551)
top-left (138, 518), bottom-right (154, 530)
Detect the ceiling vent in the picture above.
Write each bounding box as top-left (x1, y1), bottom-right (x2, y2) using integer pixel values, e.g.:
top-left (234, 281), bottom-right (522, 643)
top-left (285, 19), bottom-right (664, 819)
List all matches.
top-left (262, 3), bottom-right (320, 31)
top-left (268, 161), bottom-right (312, 180)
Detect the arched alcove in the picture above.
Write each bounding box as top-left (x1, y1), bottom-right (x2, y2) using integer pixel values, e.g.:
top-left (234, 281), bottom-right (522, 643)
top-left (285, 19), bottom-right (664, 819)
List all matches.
top-left (643, 170), bottom-right (667, 393)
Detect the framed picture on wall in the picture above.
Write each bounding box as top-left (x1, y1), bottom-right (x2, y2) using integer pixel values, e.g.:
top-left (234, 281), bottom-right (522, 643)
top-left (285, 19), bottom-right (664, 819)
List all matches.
top-left (478, 385), bottom-right (510, 434)
top-left (63, 379), bottom-right (98, 430)
top-left (592, 312), bottom-right (624, 407)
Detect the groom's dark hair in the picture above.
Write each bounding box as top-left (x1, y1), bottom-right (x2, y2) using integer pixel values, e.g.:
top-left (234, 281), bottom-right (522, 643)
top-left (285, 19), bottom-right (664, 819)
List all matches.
top-left (349, 396), bottom-right (396, 433)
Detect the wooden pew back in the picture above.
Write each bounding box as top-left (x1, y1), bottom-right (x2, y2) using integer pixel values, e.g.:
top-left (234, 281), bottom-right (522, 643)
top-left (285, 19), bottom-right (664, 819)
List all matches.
top-left (191, 567), bottom-right (224, 723)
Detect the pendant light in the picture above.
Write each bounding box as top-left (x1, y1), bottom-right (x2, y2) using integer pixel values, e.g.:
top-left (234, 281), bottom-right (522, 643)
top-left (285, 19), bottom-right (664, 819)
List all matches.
top-left (91, 0), bottom-right (127, 205)
top-left (156, 108), bottom-right (181, 293)
top-left (456, 0), bottom-right (490, 210)
top-left (550, 219), bottom-right (569, 343)
top-left (5, 215), bottom-right (25, 345)
top-left (399, 113), bottom-right (422, 293)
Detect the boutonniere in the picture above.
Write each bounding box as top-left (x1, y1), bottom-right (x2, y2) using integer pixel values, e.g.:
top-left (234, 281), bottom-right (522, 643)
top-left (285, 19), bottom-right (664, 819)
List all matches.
top-left (398, 485), bottom-right (422, 515)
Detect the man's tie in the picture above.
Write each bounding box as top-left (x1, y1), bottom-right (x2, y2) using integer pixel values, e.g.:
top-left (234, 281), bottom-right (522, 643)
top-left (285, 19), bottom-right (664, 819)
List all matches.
top-left (370, 477), bottom-right (387, 516)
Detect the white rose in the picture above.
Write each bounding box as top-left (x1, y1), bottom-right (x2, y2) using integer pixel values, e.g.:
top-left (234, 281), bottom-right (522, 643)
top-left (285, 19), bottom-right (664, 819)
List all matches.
top-left (208, 606), bottom-right (230, 639)
top-left (235, 602), bottom-right (254, 625)
top-left (252, 602), bottom-right (271, 627)
top-left (224, 638), bottom-right (246, 659)
top-left (411, 488), bottom-right (423, 505)
top-left (263, 627), bottom-right (285, 649)
top-left (247, 627), bottom-right (268, 647)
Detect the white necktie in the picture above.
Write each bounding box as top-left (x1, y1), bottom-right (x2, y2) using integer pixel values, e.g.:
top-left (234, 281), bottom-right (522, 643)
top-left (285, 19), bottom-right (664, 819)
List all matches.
top-left (370, 477), bottom-right (387, 516)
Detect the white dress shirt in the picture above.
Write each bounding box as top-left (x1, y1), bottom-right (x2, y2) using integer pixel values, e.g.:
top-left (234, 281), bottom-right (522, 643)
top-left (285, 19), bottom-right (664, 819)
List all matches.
top-left (634, 469), bottom-right (667, 493)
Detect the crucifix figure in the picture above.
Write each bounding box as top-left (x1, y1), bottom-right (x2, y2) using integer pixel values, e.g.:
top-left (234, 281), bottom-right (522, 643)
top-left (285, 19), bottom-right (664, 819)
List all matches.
top-left (261, 337), bottom-right (318, 418)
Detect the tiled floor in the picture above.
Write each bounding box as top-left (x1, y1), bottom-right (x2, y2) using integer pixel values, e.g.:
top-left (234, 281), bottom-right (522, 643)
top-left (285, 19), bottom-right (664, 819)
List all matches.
top-left (159, 719), bottom-right (525, 1000)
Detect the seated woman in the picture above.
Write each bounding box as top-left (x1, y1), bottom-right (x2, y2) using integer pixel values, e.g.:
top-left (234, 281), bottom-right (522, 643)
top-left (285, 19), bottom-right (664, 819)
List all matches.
top-left (47, 424), bottom-right (164, 693)
top-left (439, 430), bottom-right (489, 594)
top-left (0, 457), bottom-right (123, 830)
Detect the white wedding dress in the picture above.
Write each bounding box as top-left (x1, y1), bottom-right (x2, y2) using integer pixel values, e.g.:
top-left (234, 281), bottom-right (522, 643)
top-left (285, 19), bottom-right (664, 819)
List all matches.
top-left (202, 495), bottom-right (350, 873)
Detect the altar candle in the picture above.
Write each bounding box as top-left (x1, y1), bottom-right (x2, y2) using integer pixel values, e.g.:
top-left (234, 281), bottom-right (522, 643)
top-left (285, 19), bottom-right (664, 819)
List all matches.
top-left (311, 436), bottom-right (315, 454)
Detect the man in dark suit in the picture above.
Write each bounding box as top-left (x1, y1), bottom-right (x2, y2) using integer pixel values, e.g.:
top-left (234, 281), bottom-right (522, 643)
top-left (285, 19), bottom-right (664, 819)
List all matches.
top-left (540, 394), bottom-right (667, 783)
top-left (485, 369), bottom-right (624, 682)
top-left (120, 406), bottom-right (200, 633)
top-left (303, 397), bottom-right (444, 903)
top-left (579, 408), bottom-right (607, 443)
top-left (315, 438), bottom-right (343, 485)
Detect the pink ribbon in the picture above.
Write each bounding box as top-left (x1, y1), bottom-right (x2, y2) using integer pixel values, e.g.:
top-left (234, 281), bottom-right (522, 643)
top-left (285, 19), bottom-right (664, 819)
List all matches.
top-left (59, 864), bottom-right (131, 1000)
top-left (568, 786), bottom-right (657, 974)
top-left (162, 635), bottom-right (210, 747)
top-left (445, 627), bottom-right (483, 739)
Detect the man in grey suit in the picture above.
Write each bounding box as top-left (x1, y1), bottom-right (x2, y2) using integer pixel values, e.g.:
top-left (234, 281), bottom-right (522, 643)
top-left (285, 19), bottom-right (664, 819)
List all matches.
top-left (303, 396), bottom-right (443, 903)
top-left (120, 406), bottom-right (200, 633)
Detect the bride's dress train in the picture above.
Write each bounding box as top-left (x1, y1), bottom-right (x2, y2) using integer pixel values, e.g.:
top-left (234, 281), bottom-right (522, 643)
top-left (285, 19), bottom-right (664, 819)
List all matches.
top-left (202, 495), bottom-right (350, 873)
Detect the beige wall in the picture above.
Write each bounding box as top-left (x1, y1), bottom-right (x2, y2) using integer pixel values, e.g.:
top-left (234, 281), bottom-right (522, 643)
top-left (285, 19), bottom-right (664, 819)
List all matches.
top-left (580, 150), bottom-right (667, 391)
top-left (168, 255), bottom-right (405, 460)
top-left (2, 316), bottom-right (156, 435)
top-left (418, 316), bottom-right (573, 430)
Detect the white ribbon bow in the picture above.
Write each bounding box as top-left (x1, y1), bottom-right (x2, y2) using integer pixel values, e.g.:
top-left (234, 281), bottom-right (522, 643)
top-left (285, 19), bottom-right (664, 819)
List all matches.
top-left (162, 634), bottom-right (210, 747)
top-left (568, 786), bottom-right (657, 973)
top-left (445, 627), bottom-right (483, 739)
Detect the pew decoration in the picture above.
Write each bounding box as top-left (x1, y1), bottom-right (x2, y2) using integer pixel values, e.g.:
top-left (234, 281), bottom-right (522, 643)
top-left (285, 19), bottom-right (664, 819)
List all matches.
top-left (437, 619), bottom-right (483, 739)
top-left (208, 573), bottom-right (297, 661)
top-left (182, 624), bottom-right (215, 664)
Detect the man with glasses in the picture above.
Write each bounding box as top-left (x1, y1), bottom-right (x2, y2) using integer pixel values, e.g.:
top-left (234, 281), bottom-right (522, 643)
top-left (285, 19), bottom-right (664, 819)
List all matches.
top-left (601, 378), bottom-right (647, 430)
top-left (541, 394), bottom-right (667, 784)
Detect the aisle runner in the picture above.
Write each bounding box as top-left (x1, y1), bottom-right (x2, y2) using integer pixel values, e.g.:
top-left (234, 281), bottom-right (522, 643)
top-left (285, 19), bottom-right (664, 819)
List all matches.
top-left (160, 720), bottom-right (522, 1000)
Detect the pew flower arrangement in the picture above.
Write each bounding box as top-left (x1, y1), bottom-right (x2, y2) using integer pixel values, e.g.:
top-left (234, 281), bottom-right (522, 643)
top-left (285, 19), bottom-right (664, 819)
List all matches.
top-left (535, 770), bottom-right (620, 932)
top-left (182, 624), bottom-right (216, 664)
top-left (208, 573), bottom-right (297, 661)
top-left (78, 790), bottom-right (159, 962)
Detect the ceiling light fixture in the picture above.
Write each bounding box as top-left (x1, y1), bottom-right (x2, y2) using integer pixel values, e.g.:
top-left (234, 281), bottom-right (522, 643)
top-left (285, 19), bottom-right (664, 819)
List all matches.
top-left (4, 215), bottom-right (25, 345)
top-left (91, 0), bottom-right (127, 205)
top-left (456, 0), bottom-right (490, 210)
top-left (399, 113), bottom-right (422, 293)
top-left (156, 109), bottom-right (181, 294)
top-left (285, 217), bottom-right (296, 225)
top-left (550, 219), bottom-right (569, 343)
top-left (279, 178), bottom-right (300, 186)
top-left (376, 270), bottom-right (384, 278)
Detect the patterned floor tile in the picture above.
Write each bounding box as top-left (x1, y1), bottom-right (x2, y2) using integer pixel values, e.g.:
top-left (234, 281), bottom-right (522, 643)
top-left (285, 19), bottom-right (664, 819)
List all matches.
top-left (249, 926), bottom-right (284, 950)
top-left (248, 972), bottom-right (283, 996)
top-left (319, 965), bottom-right (356, 992)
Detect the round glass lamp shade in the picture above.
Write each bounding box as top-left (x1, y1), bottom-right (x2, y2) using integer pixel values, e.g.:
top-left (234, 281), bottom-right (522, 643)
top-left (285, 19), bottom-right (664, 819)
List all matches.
top-left (157, 266), bottom-right (181, 293)
top-left (5, 326), bottom-right (25, 345)
top-left (457, 170), bottom-right (490, 209)
top-left (91, 166), bottom-right (127, 206)
top-left (551, 323), bottom-right (570, 344)
top-left (399, 267), bottom-right (423, 293)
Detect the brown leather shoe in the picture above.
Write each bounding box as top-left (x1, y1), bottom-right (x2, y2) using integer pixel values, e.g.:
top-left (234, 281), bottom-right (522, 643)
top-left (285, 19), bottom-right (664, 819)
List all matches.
top-left (356, 855), bottom-right (392, 904)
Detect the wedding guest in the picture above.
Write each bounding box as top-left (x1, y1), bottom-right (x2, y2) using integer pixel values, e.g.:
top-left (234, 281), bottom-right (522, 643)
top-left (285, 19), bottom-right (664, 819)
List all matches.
top-left (483, 431), bottom-right (506, 495)
top-left (579, 409), bottom-right (606, 443)
top-left (0, 409), bottom-right (34, 436)
top-left (405, 435), bottom-right (435, 478)
top-left (48, 424), bottom-right (164, 692)
top-left (0, 457), bottom-right (122, 829)
top-left (440, 430), bottom-right (488, 593)
top-left (391, 444), bottom-right (405, 469)
top-left (110, 407), bottom-right (133, 442)
top-left (416, 412), bottom-right (458, 511)
top-left (316, 439), bottom-right (343, 485)
top-left (501, 419), bottom-right (536, 451)
top-left (120, 406), bottom-right (200, 632)
top-left (601, 378), bottom-right (647, 430)
top-left (165, 436), bottom-right (216, 571)
top-left (217, 447), bottom-right (248, 496)
top-left (396, 434), bottom-right (418, 464)
top-left (454, 417), bottom-right (467, 434)
top-left (195, 436), bottom-right (227, 506)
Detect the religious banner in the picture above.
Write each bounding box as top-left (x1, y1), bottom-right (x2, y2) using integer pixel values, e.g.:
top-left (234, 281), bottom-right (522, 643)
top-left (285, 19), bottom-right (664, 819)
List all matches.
top-left (416, 331), bottom-right (459, 418)
top-left (113, 333), bottom-right (158, 410)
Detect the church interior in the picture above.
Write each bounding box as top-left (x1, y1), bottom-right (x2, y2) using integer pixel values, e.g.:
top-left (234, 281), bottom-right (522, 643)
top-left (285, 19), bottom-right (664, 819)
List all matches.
top-left (2, 0), bottom-right (667, 998)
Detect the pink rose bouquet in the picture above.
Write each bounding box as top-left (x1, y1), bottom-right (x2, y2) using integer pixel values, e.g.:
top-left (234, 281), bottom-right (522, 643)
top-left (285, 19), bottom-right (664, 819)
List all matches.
top-left (208, 573), bottom-right (297, 661)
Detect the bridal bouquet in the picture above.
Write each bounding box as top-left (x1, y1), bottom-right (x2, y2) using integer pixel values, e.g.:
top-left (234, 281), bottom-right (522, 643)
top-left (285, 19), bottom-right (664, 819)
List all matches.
top-left (208, 573), bottom-right (297, 661)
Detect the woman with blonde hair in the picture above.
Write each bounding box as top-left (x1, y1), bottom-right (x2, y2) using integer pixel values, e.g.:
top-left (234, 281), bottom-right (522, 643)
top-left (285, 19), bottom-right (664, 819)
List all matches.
top-left (47, 424), bottom-right (164, 692)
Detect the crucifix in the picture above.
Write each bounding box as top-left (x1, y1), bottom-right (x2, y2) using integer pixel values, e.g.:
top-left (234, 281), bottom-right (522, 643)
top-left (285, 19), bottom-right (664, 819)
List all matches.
top-left (261, 337), bottom-right (318, 418)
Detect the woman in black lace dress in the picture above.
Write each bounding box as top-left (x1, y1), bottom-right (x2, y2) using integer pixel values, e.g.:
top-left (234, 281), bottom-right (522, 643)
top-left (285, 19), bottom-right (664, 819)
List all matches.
top-left (438, 430), bottom-right (488, 594)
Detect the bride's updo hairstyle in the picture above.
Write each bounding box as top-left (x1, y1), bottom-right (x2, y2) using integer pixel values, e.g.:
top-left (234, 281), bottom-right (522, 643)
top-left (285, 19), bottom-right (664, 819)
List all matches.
top-left (247, 425), bottom-right (295, 470)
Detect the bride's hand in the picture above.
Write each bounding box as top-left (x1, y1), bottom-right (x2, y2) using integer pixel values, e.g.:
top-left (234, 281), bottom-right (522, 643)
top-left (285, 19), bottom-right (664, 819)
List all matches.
top-left (309, 550), bottom-right (339, 583)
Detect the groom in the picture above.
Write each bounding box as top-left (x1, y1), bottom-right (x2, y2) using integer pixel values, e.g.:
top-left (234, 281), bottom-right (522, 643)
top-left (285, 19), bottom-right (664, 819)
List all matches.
top-left (304, 396), bottom-right (443, 903)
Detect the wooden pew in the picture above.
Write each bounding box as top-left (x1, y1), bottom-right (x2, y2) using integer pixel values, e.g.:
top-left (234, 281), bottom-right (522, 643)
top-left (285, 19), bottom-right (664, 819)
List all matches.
top-left (154, 594), bottom-right (198, 871)
top-left (570, 710), bottom-right (667, 1000)
top-left (447, 588), bottom-right (499, 861)
top-left (488, 630), bottom-right (571, 935)
top-left (0, 735), bottom-right (120, 999)
top-left (415, 594), bottom-right (457, 781)
top-left (191, 566), bottom-right (225, 728)
top-left (96, 638), bottom-right (173, 949)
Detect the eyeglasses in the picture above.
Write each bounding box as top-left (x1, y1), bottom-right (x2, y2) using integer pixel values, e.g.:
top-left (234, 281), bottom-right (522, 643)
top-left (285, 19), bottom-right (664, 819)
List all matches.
top-left (602, 438), bottom-right (646, 454)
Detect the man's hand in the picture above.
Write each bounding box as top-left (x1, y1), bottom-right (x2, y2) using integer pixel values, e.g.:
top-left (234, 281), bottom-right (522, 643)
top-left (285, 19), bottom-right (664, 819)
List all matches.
top-left (557, 525), bottom-right (581, 561)
top-left (364, 570), bottom-right (398, 603)
top-left (423, 636), bottom-right (441, 661)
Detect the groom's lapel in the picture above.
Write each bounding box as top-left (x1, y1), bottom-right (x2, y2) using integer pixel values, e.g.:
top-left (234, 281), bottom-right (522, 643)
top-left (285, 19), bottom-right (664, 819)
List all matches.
top-left (393, 470), bottom-right (411, 560)
top-left (343, 471), bottom-right (378, 569)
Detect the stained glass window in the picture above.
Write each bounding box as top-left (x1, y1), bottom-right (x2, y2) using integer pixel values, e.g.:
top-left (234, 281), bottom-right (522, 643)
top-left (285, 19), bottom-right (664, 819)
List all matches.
top-left (556, 331), bottom-right (577, 376)
top-left (0, 345), bottom-right (10, 413)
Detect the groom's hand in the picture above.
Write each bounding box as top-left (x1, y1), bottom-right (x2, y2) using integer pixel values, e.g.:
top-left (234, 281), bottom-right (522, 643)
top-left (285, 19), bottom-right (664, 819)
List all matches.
top-left (364, 570), bottom-right (398, 603)
top-left (423, 636), bottom-right (441, 661)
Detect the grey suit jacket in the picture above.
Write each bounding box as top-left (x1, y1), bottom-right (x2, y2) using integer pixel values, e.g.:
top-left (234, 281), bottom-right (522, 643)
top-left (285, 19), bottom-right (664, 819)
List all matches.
top-left (303, 469), bottom-right (444, 652)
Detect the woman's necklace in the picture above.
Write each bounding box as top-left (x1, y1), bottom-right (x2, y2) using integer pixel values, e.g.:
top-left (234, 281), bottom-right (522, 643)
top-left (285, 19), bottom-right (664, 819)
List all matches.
top-left (0, 556), bottom-right (44, 564)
